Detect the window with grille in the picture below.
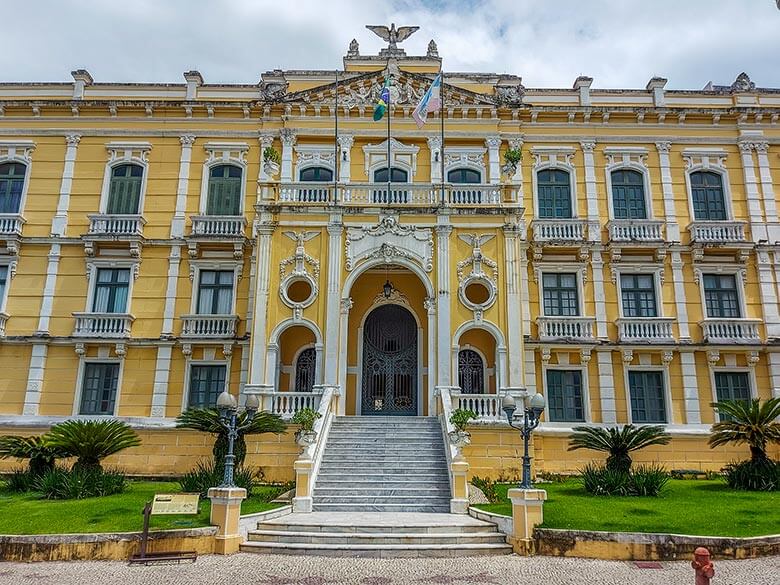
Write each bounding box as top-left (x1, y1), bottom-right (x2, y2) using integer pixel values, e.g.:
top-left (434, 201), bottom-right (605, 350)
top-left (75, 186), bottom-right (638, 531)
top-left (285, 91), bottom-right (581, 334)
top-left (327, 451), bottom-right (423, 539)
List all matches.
top-left (714, 372), bottom-right (751, 421)
top-left (197, 270), bottom-right (234, 315)
top-left (79, 362), bottom-right (120, 415)
top-left (92, 268), bottom-right (130, 313)
top-left (447, 168), bottom-right (481, 184)
top-left (703, 274), bottom-right (740, 318)
top-left (628, 370), bottom-right (667, 423)
top-left (620, 274), bottom-right (657, 317)
top-left (0, 162), bottom-right (26, 214)
top-left (537, 169), bottom-right (572, 218)
top-left (294, 347), bottom-right (317, 392)
top-left (107, 164), bottom-right (143, 214)
top-left (188, 365), bottom-right (227, 408)
top-left (458, 349), bottom-right (485, 394)
top-left (546, 369), bottom-right (584, 422)
top-left (611, 169), bottom-right (647, 219)
top-left (299, 166), bottom-right (333, 182)
top-left (691, 171), bottom-right (727, 220)
top-left (207, 165), bottom-right (242, 215)
top-left (542, 273), bottom-right (579, 316)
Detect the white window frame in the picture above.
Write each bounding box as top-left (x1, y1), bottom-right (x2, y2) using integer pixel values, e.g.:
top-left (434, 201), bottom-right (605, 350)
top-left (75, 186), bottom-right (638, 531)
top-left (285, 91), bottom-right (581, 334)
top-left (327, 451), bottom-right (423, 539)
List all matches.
top-left (541, 363), bottom-right (591, 424)
top-left (709, 365), bottom-right (757, 421)
top-left (530, 146), bottom-right (578, 219)
top-left (694, 265), bottom-right (747, 319)
top-left (623, 364), bottom-right (673, 425)
top-left (188, 260), bottom-right (241, 315)
top-left (99, 142), bottom-right (151, 215)
top-left (0, 140), bottom-right (35, 217)
top-left (534, 262), bottom-right (588, 317)
top-left (681, 148), bottom-right (734, 222)
top-left (199, 142), bottom-right (249, 215)
top-left (72, 355), bottom-right (125, 417)
top-left (363, 137), bottom-right (419, 182)
top-left (443, 147), bottom-right (487, 183)
top-left (0, 261), bottom-right (14, 314)
top-left (603, 147), bottom-right (653, 220)
top-left (84, 260), bottom-right (138, 314)
top-left (612, 264), bottom-right (665, 318)
top-left (294, 144), bottom-right (336, 181)
top-left (184, 359), bottom-right (230, 411)
top-left (457, 343), bottom-right (494, 394)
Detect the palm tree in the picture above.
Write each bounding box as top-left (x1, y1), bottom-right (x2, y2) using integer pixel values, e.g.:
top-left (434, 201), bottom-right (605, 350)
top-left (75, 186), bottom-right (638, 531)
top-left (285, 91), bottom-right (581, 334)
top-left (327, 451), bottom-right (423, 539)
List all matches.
top-left (709, 398), bottom-right (780, 463)
top-left (47, 419), bottom-right (141, 472)
top-left (568, 425), bottom-right (672, 473)
top-left (0, 435), bottom-right (67, 477)
top-left (175, 408), bottom-right (286, 470)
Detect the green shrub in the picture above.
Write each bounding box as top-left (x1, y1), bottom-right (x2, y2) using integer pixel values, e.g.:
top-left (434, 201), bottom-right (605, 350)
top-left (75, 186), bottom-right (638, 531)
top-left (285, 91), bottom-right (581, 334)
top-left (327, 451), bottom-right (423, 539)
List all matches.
top-left (723, 458), bottom-right (780, 491)
top-left (537, 471), bottom-right (569, 484)
top-left (290, 408), bottom-right (321, 432)
top-left (568, 425), bottom-right (671, 473)
top-left (470, 475), bottom-right (499, 503)
top-left (4, 468), bottom-right (36, 492)
top-left (263, 146), bottom-right (281, 165)
top-left (178, 460), bottom-right (258, 497)
top-left (579, 463), bottom-right (668, 496)
top-left (34, 466), bottom-right (127, 499)
top-left (629, 464), bottom-right (670, 496)
top-left (47, 419), bottom-right (141, 472)
top-left (449, 409), bottom-right (477, 432)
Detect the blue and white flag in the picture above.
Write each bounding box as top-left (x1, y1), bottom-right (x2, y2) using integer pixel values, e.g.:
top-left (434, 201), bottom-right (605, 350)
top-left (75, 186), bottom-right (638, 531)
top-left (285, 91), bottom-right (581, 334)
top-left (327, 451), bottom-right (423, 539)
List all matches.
top-left (412, 74), bottom-right (442, 128)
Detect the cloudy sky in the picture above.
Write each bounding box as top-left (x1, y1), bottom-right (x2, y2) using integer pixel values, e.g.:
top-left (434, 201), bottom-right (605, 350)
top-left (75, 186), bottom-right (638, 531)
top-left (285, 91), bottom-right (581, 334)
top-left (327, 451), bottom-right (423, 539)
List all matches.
top-left (4, 0), bottom-right (779, 89)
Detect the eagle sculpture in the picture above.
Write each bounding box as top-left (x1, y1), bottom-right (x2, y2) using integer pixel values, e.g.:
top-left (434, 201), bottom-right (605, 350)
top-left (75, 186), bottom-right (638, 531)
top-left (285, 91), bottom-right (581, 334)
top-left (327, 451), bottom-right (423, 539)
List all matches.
top-left (366, 23), bottom-right (419, 51)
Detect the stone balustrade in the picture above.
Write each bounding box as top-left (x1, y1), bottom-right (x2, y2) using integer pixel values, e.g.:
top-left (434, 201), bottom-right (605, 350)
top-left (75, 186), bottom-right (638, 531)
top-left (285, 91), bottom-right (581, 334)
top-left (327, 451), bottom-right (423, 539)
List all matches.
top-left (190, 215), bottom-right (246, 238)
top-left (537, 316), bottom-right (596, 341)
top-left (700, 318), bottom-right (762, 343)
top-left (617, 317), bottom-right (675, 342)
top-left (0, 213), bottom-right (24, 236)
top-left (688, 221), bottom-right (747, 244)
top-left (87, 214), bottom-right (145, 237)
top-left (72, 312), bottom-right (134, 337)
top-left (180, 314), bottom-right (239, 338)
top-left (531, 219), bottom-right (588, 243)
top-left (607, 219), bottom-right (664, 242)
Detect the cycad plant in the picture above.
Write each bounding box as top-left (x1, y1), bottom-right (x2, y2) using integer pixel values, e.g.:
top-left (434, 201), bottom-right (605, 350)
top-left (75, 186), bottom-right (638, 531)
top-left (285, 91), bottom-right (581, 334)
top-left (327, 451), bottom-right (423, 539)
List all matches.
top-left (709, 398), bottom-right (780, 462)
top-left (175, 408), bottom-right (286, 470)
top-left (0, 435), bottom-right (66, 477)
top-left (47, 419), bottom-right (141, 472)
top-left (568, 425), bottom-right (672, 473)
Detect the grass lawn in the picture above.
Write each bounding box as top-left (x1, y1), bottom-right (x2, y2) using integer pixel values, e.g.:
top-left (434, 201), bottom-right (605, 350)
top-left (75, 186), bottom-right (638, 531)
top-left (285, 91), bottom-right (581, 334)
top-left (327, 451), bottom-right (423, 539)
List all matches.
top-left (0, 481), bottom-right (286, 535)
top-left (474, 479), bottom-right (779, 537)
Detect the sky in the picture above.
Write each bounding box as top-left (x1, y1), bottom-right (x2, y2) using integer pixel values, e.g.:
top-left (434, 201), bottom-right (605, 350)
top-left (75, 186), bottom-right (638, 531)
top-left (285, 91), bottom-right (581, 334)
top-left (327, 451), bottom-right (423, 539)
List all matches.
top-left (3, 0), bottom-right (779, 90)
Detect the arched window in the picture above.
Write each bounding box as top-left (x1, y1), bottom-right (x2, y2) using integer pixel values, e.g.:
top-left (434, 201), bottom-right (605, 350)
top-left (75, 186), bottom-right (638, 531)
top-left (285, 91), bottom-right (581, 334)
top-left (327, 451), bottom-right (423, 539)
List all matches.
top-left (447, 168), bottom-right (481, 184)
top-left (299, 166), bottom-right (333, 182)
top-left (207, 164), bottom-right (242, 215)
top-left (537, 169), bottom-right (572, 218)
top-left (611, 169), bottom-right (646, 219)
top-left (0, 162), bottom-right (26, 214)
top-left (294, 347), bottom-right (317, 393)
top-left (458, 349), bottom-right (485, 394)
top-left (373, 167), bottom-right (408, 183)
top-left (107, 164), bottom-right (144, 214)
top-left (690, 171), bottom-right (727, 220)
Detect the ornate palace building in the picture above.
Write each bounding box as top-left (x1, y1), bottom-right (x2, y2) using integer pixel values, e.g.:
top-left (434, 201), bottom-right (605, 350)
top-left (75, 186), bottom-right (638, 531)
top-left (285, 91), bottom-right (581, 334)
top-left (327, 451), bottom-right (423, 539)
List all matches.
top-left (0, 29), bottom-right (779, 484)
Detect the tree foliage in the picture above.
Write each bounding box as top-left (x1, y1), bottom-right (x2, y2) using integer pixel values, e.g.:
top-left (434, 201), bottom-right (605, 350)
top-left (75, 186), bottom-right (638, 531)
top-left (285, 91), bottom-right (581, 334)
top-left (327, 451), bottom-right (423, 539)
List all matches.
top-left (0, 435), bottom-right (67, 477)
top-left (47, 420), bottom-right (141, 472)
top-left (568, 425), bottom-right (672, 473)
top-left (709, 398), bottom-right (780, 462)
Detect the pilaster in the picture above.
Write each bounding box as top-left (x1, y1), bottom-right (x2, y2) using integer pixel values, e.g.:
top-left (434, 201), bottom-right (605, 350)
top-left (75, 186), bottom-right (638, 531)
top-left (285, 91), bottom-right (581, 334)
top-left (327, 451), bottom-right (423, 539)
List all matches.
top-left (425, 297), bottom-right (437, 415)
top-left (150, 344), bottom-right (173, 417)
top-left (435, 218), bottom-right (452, 387)
top-left (35, 244), bottom-right (61, 335)
top-left (503, 223), bottom-right (523, 387)
top-left (756, 248), bottom-right (780, 338)
top-left (679, 350), bottom-right (701, 424)
top-left (596, 349), bottom-right (616, 424)
top-left (591, 249), bottom-right (608, 340)
top-left (51, 133), bottom-right (80, 237)
top-left (523, 349), bottom-right (537, 394)
top-left (580, 140), bottom-right (600, 242)
top-left (337, 134), bottom-right (354, 183)
top-left (768, 351), bottom-right (780, 399)
top-left (280, 129), bottom-right (296, 183)
top-left (670, 250), bottom-right (691, 341)
top-left (23, 343), bottom-right (48, 415)
top-left (258, 133), bottom-right (275, 183)
top-left (249, 218), bottom-right (275, 385)
top-left (337, 297), bottom-right (352, 415)
top-left (427, 136), bottom-right (442, 183)
top-left (655, 142), bottom-right (680, 242)
top-left (161, 245), bottom-right (182, 335)
top-left (737, 140), bottom-right (767, 243)
top-left (754, 141), bottom-right (779, 242)
top-left (171, 134), bottom-right (195, 239)
top-left (324, 216), bottom-right (344, 397)
top-left (485, 136), bottom-right (501, 185)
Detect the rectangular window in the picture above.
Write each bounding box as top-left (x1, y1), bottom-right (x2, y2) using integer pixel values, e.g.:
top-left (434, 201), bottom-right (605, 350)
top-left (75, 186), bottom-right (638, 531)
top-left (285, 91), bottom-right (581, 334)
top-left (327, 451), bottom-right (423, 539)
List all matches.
top-left (546, 369), bottom-right (584, 422)
top-left (703, 274), bottom-right (740, 318)
top-left (620, 274), bottom-right (658, 317)
top-left (188, 365), bottom-right (227, 408)
top-left (197, 270), bottom-right (234, 315)
top-left (628, 370), bottom-right (667, 423)
top-left (542, 273), bottom-right (579, 316)
top-left (79, 362), bottom-right (120, 415)
top-left (714, 372), bottom-right (751, 421)
top-left (92, 268), bottom-right (130, 313)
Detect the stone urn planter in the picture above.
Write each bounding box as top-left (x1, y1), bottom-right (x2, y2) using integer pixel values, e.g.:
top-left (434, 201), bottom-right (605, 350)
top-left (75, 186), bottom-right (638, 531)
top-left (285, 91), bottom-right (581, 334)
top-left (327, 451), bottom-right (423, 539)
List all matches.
top-left (295, 429), bottom-right (317, 448)
top-left (448, 429), bottom-right (472, 449)
top-left (263, 160), bottom-right (280, 178)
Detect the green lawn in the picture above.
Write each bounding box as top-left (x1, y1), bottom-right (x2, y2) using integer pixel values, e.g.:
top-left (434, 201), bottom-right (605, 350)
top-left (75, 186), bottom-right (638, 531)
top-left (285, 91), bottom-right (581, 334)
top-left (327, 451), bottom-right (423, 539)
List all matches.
top-left (474, 479), bottom-right (779, 537)
top-left (0, 481), bottom-right (286, 535)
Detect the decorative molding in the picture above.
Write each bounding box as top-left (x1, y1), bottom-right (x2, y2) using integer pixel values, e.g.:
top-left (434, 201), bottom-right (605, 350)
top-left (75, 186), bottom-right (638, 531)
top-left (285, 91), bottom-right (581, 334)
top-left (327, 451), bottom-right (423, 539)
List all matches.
top-left (362, 137), bottom-right (419, 178)
top-left (345, 215), bottom-right (433, 273)
top-left (203, 142), bottom-right (249, 165)
top-left (456, 233), bottom-right (498, 318)
top-left (0, 140), bottom-right (36, 163)
top-left (371, 287), bottom-right (411, 307)
top-left (707, 349), bottom-right (720, 365)
top-left (682, 148), bottom-right (727, 171)
top-left (747, 350), bottom-right (760, 368)
top-left (105, 141), bottom-right (151, 164)
top-left (530, 146), bottom-right (575, 169)
top-left (622, 348), bottom-right (634, 364)
top-left (279, 230), bottom-right (320, 310)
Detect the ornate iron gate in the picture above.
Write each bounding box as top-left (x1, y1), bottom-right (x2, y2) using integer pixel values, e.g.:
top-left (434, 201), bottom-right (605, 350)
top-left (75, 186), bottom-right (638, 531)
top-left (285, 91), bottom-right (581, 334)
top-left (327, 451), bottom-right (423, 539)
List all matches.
top-left (361, 304), bottom-right (417, 416)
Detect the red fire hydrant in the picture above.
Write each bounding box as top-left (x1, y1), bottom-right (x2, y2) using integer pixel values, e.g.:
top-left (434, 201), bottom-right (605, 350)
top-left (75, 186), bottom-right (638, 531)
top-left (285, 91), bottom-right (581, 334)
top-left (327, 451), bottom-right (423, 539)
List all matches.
top-left (691, 547), bottom-right (715, 585)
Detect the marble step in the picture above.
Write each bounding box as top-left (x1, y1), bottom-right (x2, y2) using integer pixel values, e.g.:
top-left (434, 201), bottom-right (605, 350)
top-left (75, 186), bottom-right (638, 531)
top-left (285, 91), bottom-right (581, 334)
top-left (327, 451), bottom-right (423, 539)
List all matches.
top-left (316, 475), bottom-right (449, 484)
top-left (317, 467), bottom-right (448, 475)
top-left (315, 480), bottom-right (450, 489)
top-left (246, 530), bottom-right (506, 545)
top-left (311, 503), bottom-right (452, 513)
top-left (313, 487), bottom-right (450, 497)
top-left (239, 540), bottom-right (512, 557)
top-left (327, 436), bottom-right (444, 442)
top-left (320, 456), bottom-right (447, 464)
top-left (313, 495), bottom-right (451, 504)
top-left (322, 449), bottom-right (445, 456)
top-left (258, 522), bottom-right (495, 535)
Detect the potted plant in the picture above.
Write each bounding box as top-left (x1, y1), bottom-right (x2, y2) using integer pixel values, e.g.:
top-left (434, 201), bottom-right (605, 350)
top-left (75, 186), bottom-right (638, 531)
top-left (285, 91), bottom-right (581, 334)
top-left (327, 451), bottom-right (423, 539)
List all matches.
top-left (263, 146), bottom-right (281, 178)
top-left (291, 407), bottom-right (322, 447)
top-left (501, 147), bottom-right (522, 176)
top-left (448, 408), bottom-right (477, 448)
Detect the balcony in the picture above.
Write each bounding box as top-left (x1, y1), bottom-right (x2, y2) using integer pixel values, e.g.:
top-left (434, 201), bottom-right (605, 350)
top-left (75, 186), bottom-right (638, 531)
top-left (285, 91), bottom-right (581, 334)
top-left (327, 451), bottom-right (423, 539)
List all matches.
top-left (190, 215), bottom-right (247, 239)
top-left (0, 214), bottom-right (24, 237)
top-left (700, 318), bottom-right (762, 343)
top-left (608, 220), bottom-right (664, 243)
top-left (617, 317), bottom-right (675, 343)
top-left (537, 316), bottom-right (596, 342)
top-left (688, 221), bottom-right (747, 245)
top-left (180, 314), bottom-right (239, 338)
top-left (72, 312), bottom-right (134, 338)
top-left (87, 214), bottom-right (145, 238)
top-left (531, 219), bottom-right (588, 244)
top-left (257, 389), bottom-right (323, 419)
top-left (452, 391), bottom-right (503, 422)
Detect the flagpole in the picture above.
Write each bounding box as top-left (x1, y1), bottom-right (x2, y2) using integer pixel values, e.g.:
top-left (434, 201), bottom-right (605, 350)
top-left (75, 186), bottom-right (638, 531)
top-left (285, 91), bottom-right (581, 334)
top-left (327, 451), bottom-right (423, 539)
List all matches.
top-left (334, 68), bottom-right (339, 205)
top-left (387, 72), bottom-right (391, 204)
top-left (440, 70), bottom-right (445, 206)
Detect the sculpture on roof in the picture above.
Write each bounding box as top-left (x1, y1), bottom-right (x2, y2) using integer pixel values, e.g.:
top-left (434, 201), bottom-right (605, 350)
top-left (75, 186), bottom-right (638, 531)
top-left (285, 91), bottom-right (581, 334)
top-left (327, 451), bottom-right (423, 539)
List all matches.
top-left (346, 38), bottom-right (360, 58)
top-left (366, 23), bottom-right (419, 53)
top-left (731, 72), bottom-right (756, 93)
top-left (427, 39), bottom-right (439, 58)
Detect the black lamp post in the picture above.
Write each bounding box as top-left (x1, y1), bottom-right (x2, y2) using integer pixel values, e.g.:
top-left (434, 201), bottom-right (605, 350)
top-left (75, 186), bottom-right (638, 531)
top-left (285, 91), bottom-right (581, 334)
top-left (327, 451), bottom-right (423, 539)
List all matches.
top-left (501, 392), bottom-right (546, 490)
top-left (216, 391), bottom-right (260, 488)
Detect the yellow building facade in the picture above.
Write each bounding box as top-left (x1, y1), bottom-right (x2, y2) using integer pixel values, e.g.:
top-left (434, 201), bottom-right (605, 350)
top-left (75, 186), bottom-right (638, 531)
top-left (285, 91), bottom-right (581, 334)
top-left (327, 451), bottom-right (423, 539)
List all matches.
top-left (0, 36), bottom-right (779, 480)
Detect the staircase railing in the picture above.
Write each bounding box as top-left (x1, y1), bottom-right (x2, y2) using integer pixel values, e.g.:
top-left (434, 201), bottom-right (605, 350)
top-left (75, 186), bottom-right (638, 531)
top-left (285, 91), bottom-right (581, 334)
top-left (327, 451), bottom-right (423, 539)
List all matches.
top-left (437, 386), bottom-right (470, 514)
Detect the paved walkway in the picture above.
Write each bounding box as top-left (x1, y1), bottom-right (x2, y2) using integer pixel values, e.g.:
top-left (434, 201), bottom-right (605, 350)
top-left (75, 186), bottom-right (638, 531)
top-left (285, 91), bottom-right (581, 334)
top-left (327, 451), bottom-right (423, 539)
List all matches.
top-left (1, 554), bottom-right (778, 584)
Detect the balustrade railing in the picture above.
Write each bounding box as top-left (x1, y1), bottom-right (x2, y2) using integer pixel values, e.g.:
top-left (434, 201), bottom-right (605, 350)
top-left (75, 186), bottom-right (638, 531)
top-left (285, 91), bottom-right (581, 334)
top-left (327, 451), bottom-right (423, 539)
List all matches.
top-left (180, 314), bottom-right (239, 338)
top-left (608, 220), bottom-right (664, 242)
top-left (278, 183), bottom-right (333, 204)
top-left (531, 219), bottom-right (588, 242)
top-left (87, 214), bottom-right (145, 237)
top-left (537, 316), bottom-right (596, 341)
top-left (72, 312), bottom-right (134, 337)
top-left (260, 390), bottom-right (324, 419)
top-left (0, 214), bottom-right (24, 236)
top-left (453, 391), bottom-right (503, 422)
top-left (617, 317), bottom-right (675, 342)
top-left (190, 215), bottom-right (246, 238)
top-left (700, 319), bottom-right (762, 343)
top-left (688, 221), bottom-right (747, 244)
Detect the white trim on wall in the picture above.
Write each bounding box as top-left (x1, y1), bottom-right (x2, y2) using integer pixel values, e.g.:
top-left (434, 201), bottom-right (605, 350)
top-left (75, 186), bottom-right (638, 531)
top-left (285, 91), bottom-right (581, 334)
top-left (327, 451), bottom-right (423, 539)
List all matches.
top-left (72, 356), bottom-right (125, 417)
top-left (541, 361), bottom-right (592, 424)
top-left (198, 142), bottom-right (249, 215)
top-left (603, 146), bottom-right (653, 220)
top-left (681, 148), bottom-right (734, 222)
top-left (98, 142), bottom-right (152, 215)
top-left (622, 363), bottom-right (674, 425)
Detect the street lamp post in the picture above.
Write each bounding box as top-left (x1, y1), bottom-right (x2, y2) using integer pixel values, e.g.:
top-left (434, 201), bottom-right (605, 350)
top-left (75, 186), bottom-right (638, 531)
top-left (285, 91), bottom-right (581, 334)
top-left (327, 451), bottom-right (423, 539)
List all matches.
top-left (501, 392), bottom-right (546, 490)
top-left (216, 390), bottom-right (260, 488)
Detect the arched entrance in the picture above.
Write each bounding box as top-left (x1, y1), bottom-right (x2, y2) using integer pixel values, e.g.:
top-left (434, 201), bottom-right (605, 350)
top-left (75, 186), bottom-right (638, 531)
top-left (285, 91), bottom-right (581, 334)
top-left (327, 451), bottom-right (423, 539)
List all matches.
top-left (361, 304), bottom-right (418, 416)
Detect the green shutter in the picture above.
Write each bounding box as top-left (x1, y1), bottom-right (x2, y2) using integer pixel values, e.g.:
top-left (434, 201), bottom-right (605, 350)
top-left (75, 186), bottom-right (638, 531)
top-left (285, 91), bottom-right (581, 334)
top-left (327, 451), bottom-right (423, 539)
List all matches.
top-left (207, 176), bottom-right (241, 215)
top-left (107, 173), bottom-right (141, 214)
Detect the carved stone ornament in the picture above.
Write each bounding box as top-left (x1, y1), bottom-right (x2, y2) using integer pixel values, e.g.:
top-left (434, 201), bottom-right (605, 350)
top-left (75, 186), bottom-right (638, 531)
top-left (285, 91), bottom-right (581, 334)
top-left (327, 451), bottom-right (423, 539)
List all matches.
top-left (346, 38), bottom-right (360, 58)
top-left (279, 231), bottom-right (320, 309)
top-left (426, 39), bottom-right (439, 58)
top-left (261, 80), bottom-right (289, 101)
top-left (371, 287), bottom-right (411, 307)
top-left (366, 23), bottom-right (419, 56)
top-left (747, 351), bottom-right (760, 368)
top-left (494, 84), bottom-right (525, 106)
top-left (457, 233), bottom-right (498, 317)
top-left (345, 216), bottom-right (433, 272)
top-left (731, 72), bottom-right (756, 93)
top-left (622, 349), bottom-right (634, 364)
top-left (707, 350), bottom-right (720, 365)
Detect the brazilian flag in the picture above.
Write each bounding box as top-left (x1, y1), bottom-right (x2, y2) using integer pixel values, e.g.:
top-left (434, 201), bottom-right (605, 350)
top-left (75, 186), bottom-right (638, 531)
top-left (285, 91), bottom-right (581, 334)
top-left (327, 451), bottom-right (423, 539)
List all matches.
top-left (373, 77), bottom-right (391, 121)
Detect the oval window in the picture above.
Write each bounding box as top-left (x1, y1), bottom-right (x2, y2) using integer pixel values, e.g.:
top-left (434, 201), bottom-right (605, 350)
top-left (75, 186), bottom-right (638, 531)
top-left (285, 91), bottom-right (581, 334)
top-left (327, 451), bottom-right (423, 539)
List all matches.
top-left (464, 281), bottom-right (491, 305)
top-left (287, 279), bottom-right (313, 304)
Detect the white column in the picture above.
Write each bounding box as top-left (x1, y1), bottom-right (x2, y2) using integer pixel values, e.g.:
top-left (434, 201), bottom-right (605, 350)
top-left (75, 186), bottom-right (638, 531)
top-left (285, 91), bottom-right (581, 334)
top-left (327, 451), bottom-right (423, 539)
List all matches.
top-left (503, 224), bottom-right (523, 388)
top-left (596, 349), bottom-right (616, 424)
top-left (485, 137), bottom-right (501, 185)
top-left (161, 245), bottom-right (182, 336)
top-left (240, 255), bottom-right (257, 396)
top-left (324, 217), bottom-right (344, 398)
top-left (679, 350), bottom-right (701, 424)
top-left (427, 136), bottom-right (442, 183)
top-left (425, 297), bottom-right (437, 415)
top-left (755, 141), bottom-right (779, 243)
top-left (670, 250), bottom-right (691, 341)
top-left (580, 140), bottom-right (600, 242)
top-left (280, 129), bottom-right (296, 183)
top-left (519, 243), bottom-right (531, 335)
top-left (171, 134), bottom-right (195, 239)
top-left (337, 134), bottom-right (353, 183)
top-left (150, 344), bottom-right (174, 417)
top-left (337, 298), bottom-right (352, 415)
top-left (768, 352), bottom-right (780, 399)
top-left (738, 141), bottom-right (767, 243)
top-left (22, 344), bottom-right (48, 415)
top-left (35, 244), bottom-right (61, 335)
top-left (51, 134), bottom-right (80, 237)
top-left (248, 218), bottom-right (274, 386)
top-left (435, 220), bottom-right (452, 387)
top-left (655, 142), bottom-right (680, 242)
top-left (523, 349), bottom-right (537, 394)
top-left (756, 248), bottom-right (780, 338)
top-left (591, 249), bottom-right (608, 340)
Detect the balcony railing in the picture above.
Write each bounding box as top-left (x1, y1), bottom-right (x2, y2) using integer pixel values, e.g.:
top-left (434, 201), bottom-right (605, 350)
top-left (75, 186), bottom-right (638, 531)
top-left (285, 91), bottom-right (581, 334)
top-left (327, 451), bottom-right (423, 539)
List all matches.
top-left (688, 221), bottom-right (747, 244)
top-left (537, 316), bottom-right (596, 341)
top-left (180, 314), bottom-right (239, 338)
top-left (452, 391), bottom-right (503, 422)
top-left (190, 215), bottom-right (246, 238)
top-left (0, 214), bottom-right (24, 236)
top-left (87, 214), bottom-right (145, 237)
top-left (279, 183), bottom-right (332, 204)
top-left (608, 220), bottom-right (664, 242)
top-left (617, 317), bottom-right (675, 342)
top-left (700, 318), bottom-right (762, 343)
top-left (531, 219), bottom-right (588, 243)
top-left (72, 312), bottom-right (134, 338)
top-left (258, 389), bottom-right (323, 419)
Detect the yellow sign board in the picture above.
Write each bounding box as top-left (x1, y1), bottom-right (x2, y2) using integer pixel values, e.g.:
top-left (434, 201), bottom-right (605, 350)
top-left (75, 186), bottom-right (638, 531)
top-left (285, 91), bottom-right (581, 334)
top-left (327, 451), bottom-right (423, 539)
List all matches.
top-left (150, 493), bottom-right (200, 515)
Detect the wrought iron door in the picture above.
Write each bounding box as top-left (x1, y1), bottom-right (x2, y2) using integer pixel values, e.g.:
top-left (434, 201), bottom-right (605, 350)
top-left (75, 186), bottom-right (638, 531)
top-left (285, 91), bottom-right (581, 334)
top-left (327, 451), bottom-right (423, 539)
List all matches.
top-left (361, 304), bottom-right (417, 415)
